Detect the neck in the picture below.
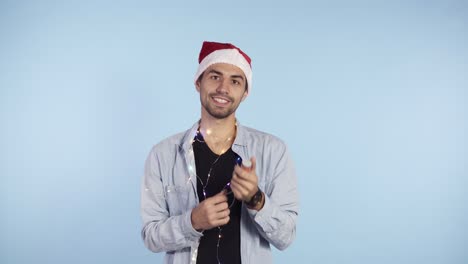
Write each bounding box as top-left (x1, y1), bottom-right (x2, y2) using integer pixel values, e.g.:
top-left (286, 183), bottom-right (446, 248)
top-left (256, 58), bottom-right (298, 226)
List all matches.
top-left (199, 115), bottom-right (237, 155)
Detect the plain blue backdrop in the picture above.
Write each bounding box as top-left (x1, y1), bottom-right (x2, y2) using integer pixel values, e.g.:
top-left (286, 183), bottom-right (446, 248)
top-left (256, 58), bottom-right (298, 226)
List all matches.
top-left (1, 1), bottom-right (467, 263)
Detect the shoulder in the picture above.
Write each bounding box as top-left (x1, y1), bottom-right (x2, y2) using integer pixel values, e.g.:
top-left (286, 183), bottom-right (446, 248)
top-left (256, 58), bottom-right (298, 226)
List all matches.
top-left (240, 125), bottom-right (288, 150)
top-left (155, 131), bottom-right (185, 148)
top-left (146, 121), bottom-right (198, 159)
top-left (148, 130), bottom-right (187, 157)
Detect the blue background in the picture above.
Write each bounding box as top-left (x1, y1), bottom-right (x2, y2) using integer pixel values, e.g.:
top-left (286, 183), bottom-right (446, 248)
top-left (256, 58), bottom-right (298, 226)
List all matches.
top-left (1, 1), bottom-right (467, 263)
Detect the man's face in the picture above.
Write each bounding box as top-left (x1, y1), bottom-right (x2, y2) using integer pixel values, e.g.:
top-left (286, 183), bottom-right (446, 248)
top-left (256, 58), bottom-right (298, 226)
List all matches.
top-left (196, 63), bottom-right (248, 120)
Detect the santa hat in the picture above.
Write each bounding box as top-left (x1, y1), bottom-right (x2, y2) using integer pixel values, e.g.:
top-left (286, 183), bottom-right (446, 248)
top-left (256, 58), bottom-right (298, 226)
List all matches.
top-left (194, 41), bottom-right (252, 92)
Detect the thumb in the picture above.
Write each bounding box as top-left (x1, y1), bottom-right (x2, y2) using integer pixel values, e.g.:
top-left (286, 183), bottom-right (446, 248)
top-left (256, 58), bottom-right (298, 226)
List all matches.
top-left (217, 188), bottom-right (228, 196)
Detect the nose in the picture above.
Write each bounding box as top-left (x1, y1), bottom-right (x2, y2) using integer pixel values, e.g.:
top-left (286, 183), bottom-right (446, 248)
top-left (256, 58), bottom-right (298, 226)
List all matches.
top-left (216, 78), bottom-right (230, 94)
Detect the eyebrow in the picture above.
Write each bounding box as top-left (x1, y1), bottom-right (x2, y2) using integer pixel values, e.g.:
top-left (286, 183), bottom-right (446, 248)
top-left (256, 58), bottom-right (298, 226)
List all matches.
top-left (207, 70), bottom-right (245, 81)
top-left (231, 75), bottom-right (245, 81)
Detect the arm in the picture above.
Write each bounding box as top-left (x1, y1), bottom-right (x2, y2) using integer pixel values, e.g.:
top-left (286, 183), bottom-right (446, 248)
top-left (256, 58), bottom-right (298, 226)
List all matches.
top-left (140, 148), bottom-right (202, 253)
top-left (247, 145), bottom-right (299, 250)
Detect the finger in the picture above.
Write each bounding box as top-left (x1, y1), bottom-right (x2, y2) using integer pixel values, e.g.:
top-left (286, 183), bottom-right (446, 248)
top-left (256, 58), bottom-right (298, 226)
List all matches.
top-left (207, 204), bottom-right (228, 217)
top-left (213, 201), bottom-right (229, 212)
top-left (230, 180), bottom-right (250, 199)
top-left (250, 157), bottom-right (256, 171)
top-left (214, 215), bottom-right (230, 227)
top-left (233, 165), bottom-right (250, 180)
top-left (216, 208), bottom-right (230, 218)
top-left (216, 189), bottom-right (228, 196)
top-left (231, 175), bottom-right (253, 191)
top-left (233, 172), bottom-right (257, 191)
top-left (208, 210), bottom-right (230, 227)
top-left (204, 197), bottom-right (225, 208)
top-left (208, 193), bottom-right (228, 204)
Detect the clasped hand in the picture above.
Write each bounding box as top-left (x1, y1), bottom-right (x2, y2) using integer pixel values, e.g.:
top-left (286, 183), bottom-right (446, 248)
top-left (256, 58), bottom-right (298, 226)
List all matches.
top-left (230, 157), bottom-right (258, 202)
top-left (191, 157), bottom-right (258, 231)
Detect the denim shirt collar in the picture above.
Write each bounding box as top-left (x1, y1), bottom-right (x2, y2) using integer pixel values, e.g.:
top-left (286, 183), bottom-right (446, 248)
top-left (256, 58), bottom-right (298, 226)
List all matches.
top-left (179, 119), bottom-right (247, 153)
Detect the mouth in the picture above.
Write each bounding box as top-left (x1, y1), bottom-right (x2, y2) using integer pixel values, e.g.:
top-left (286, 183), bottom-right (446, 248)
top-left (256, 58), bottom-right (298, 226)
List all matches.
top-left (211, 95), bottom-right (231, 105)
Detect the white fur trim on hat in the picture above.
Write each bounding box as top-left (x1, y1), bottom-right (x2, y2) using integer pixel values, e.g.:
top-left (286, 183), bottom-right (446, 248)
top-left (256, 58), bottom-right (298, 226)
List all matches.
top-left (194, 49), bottom-right (252, 91)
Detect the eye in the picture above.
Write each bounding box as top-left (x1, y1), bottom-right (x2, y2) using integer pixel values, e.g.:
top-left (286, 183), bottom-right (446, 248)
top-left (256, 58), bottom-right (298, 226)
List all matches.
top-left (210, 75), bottom-right (220, 80)
top-left (232, 79), bottom-right (240, 85)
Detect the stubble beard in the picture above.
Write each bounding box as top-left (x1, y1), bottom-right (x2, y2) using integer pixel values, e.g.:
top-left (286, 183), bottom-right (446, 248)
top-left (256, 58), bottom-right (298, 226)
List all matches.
top-left (202, 93), bottom-right (240, 120)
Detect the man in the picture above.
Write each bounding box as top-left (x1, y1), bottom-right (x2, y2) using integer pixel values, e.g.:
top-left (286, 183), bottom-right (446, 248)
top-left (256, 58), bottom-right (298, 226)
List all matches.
top-left (141, 41), bottom-right (299, 264)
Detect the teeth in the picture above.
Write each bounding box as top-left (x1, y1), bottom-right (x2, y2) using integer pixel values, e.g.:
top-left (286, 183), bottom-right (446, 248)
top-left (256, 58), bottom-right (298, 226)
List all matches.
top-left (214, 97), bottom-right (228, 103)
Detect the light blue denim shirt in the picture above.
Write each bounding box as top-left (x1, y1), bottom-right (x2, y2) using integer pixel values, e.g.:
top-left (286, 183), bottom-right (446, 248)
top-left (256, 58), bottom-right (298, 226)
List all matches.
top-left (141, 121), bottom-right (299, 263)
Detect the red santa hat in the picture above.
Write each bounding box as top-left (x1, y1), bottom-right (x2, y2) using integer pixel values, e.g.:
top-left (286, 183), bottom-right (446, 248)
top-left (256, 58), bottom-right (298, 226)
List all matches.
top-left (194, 41), bottom-right (252, 92)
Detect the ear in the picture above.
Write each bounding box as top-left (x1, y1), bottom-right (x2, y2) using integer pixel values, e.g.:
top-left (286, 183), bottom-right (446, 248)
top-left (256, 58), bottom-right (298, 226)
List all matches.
top-left (195, 80), bottom-right (201, 92)
top-left (241, 90), bottom-right (248, 102)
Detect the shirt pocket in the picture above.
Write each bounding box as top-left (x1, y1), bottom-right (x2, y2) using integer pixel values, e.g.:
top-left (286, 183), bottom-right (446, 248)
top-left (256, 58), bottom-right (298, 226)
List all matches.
top-left (164, 184), bottom-right (191, 216)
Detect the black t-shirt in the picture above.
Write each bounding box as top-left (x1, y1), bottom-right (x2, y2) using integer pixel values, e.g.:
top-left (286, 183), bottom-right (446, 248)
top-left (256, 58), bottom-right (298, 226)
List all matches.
top-left (193, 138), bottom-right (241, 264)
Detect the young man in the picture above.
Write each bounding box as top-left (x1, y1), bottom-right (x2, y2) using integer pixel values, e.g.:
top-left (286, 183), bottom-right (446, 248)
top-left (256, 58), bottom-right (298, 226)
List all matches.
top-left (141, 41), bottom-right (299, 264)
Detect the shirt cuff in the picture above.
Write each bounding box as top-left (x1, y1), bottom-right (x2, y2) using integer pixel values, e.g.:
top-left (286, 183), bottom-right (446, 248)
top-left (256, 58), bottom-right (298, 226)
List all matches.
top-left (246, 194), bottom-right (275, 233)
top-left (181, 210), bottom-right (204, 240)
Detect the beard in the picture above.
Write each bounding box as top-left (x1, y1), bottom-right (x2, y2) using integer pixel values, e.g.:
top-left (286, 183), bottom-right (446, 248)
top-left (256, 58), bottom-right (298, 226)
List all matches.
top-left (201, 93), bottom-right (240, 119)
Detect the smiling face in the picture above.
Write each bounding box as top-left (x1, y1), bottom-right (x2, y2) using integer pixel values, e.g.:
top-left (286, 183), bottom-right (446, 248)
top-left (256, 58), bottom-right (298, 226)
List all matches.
top-left (196, 63), bottom-right (248, 120)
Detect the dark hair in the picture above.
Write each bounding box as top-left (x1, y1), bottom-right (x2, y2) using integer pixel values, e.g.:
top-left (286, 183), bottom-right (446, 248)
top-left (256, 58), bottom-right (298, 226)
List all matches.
top-left (197, 72), bottom-right (248, 91)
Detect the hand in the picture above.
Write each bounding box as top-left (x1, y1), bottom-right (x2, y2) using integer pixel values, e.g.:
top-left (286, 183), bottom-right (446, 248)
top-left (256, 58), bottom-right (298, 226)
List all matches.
top-left (230, 157), bottom-right (259, 202)
top-left (191, 190), bottom-right (230, 231)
